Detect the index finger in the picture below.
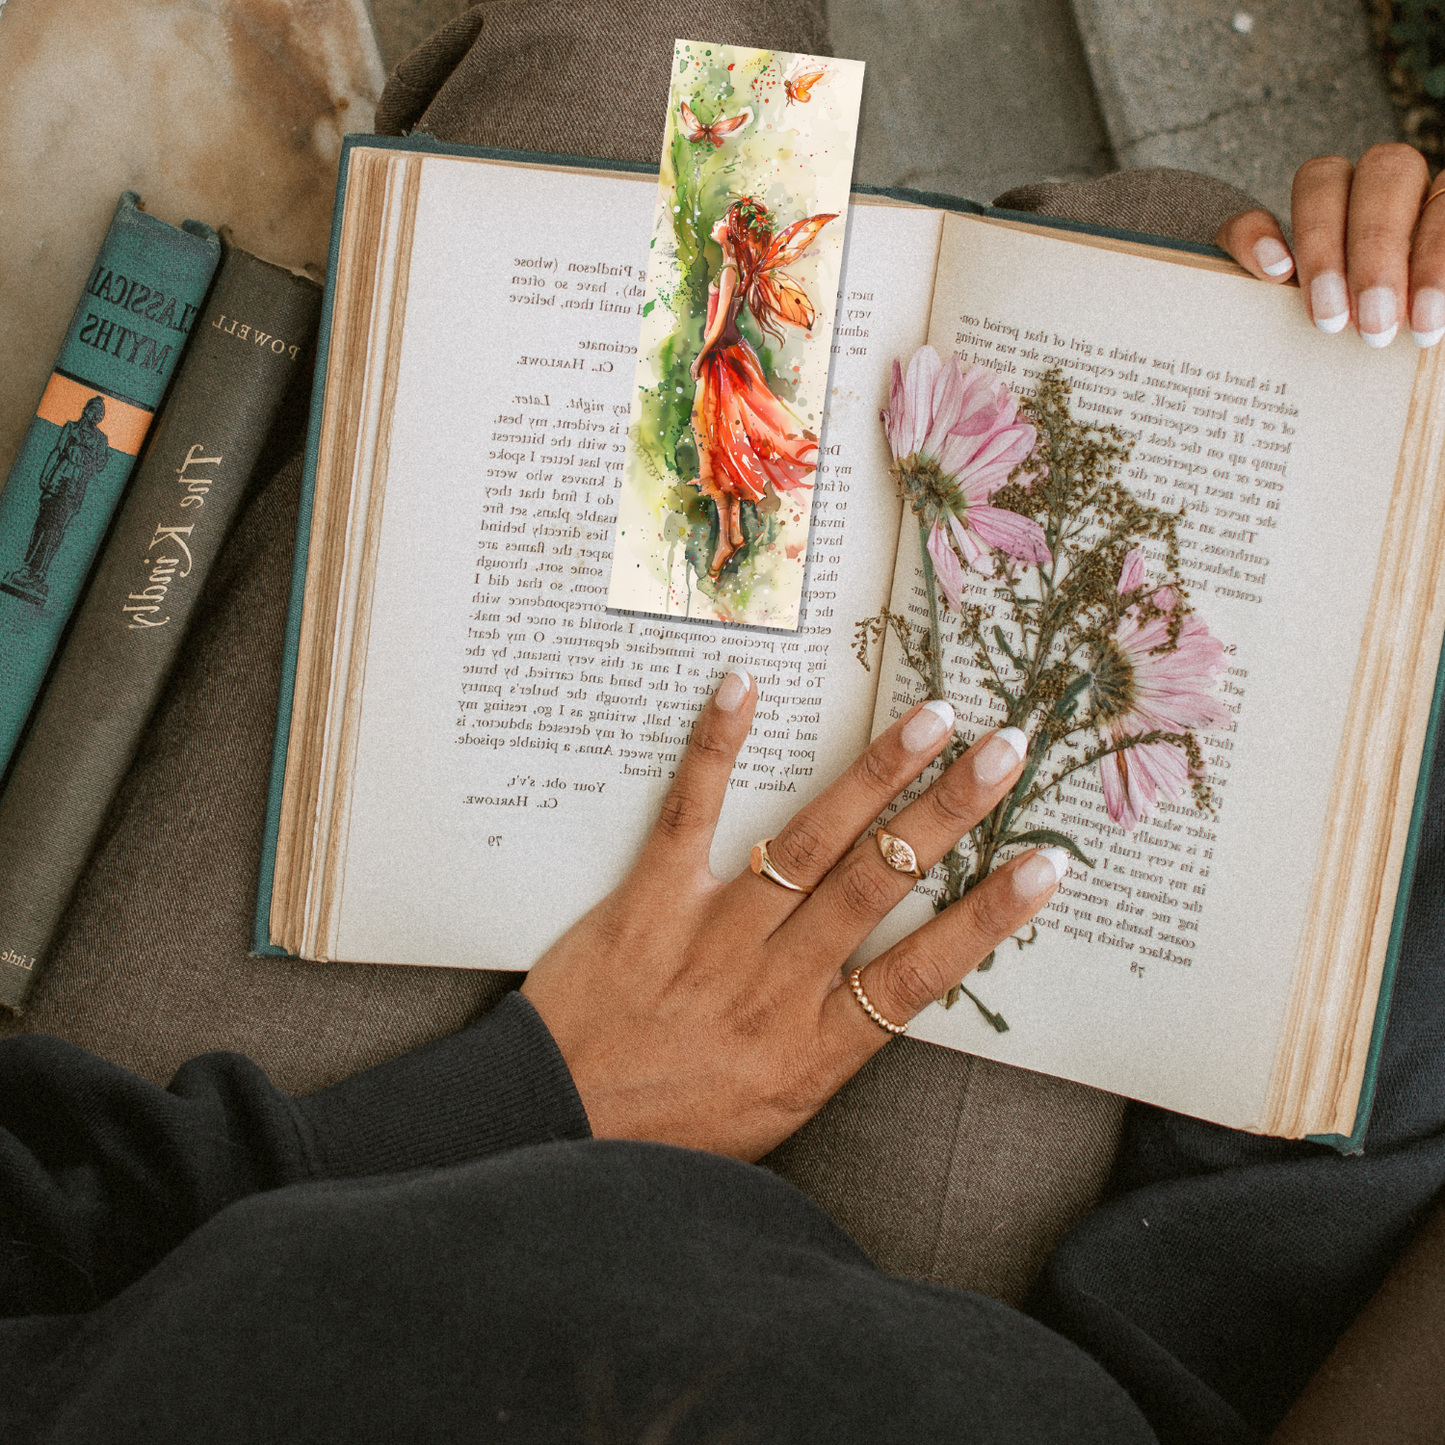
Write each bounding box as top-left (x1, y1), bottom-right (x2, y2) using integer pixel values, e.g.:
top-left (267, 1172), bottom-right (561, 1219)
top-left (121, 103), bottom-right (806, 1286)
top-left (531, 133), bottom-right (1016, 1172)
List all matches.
top-left (1214, 206), bottom-right (1297, 283)
top-left (639, 667), bottom-right (756, 872)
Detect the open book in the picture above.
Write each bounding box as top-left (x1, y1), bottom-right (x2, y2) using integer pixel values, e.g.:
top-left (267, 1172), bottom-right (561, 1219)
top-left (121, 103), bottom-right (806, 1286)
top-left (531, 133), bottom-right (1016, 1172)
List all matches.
top-left (257, 135), bottom-right (1445, 1148)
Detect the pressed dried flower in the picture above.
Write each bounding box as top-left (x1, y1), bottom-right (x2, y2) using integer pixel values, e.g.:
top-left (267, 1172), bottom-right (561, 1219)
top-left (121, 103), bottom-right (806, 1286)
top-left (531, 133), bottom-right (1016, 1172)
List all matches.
top-left (882, 347), bottom-right (1048, 607)
top-left (1097, 549), bottom-right (1229, 829)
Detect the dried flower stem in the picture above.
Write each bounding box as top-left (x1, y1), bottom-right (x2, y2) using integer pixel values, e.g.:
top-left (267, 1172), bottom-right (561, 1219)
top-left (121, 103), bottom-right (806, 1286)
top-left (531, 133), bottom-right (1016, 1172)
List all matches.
top-left (862, 365), bottom-right (1227, 1028)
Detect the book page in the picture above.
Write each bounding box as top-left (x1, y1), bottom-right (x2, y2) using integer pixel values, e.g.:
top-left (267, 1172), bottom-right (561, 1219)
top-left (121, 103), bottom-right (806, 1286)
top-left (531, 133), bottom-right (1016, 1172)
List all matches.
top-left (861, 213), bottom-right (1418, 1130)
top-left (323, 157), bottom-right (943, 967)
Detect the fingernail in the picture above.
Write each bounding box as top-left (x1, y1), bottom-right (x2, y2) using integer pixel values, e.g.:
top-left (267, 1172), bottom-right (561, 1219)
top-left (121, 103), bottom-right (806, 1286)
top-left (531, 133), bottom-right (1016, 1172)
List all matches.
top-left (1253, 237), bottom-right (1293, 277)
top-left (1412, 288), bottom-right (1445, 348)
top-left (715, 667), bottom-right (751, 712)
top-left (971, 726), bottom-right (1028, 786)
top-left (1012, 846), bottom-right (1070, 900)
top-left (1311, 273), bottom-right (1349, 333)
top-left (901, 699), bottom-right (954, 752)
top-left (1359, 287), bottom-right (1398, 347)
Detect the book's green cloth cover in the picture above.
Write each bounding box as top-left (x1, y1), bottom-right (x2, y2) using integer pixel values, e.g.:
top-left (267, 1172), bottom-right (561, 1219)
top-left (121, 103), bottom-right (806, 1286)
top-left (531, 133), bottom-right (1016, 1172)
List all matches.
top-left (0, 193), bottom-right (220, 776)
top-left (253, 136), bottom-right (1429, 1155)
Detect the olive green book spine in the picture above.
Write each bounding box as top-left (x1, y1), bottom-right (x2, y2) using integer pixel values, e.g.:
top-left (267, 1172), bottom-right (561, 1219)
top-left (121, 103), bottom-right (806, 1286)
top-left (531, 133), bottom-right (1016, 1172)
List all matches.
top-left (0, 244), bottom-right (321, 1012)
top-left (0, 192), bottom-right (221, 777)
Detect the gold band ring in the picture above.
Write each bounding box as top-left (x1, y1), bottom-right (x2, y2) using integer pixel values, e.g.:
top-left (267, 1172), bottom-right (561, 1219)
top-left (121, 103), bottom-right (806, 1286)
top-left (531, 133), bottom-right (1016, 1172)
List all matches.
top-left (1425, 184), bottom-right (1445, 215)
top-left (749, 837), bottom-right (814, 894)
top-left (848, 966), bottom-right (907, 1036)
top-left (876, 829), bottom-right (924, 879)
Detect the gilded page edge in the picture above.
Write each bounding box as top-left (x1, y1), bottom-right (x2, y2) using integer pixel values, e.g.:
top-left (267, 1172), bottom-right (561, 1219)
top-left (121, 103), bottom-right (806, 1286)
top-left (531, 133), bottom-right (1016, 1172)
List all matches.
top-left (300, 155), bottom-right (409, 952)
top-left (1262, 342), bottom-right (1445, 1136)
top-left (271, 150), bottom-right (392, 951)
top-left (315, 154), bottom-right (424, 960)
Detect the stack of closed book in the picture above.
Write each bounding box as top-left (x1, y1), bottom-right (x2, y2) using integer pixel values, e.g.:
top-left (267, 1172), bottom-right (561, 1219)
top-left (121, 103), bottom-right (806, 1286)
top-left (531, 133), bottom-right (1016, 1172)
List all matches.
top-left (0, 191), bottom-right (322, 1013)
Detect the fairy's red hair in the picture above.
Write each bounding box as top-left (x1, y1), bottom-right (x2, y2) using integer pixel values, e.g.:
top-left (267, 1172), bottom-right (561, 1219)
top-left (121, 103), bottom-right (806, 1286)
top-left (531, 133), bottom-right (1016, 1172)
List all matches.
top-left (718, 195), bottom-right (834, 344)
top-left (723, 198), bottom-right (786, 341)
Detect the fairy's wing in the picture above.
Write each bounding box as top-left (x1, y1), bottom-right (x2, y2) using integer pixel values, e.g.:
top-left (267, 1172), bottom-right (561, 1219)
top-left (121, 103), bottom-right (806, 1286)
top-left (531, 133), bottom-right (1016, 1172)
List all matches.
top-left (751, 271), bottom-right (816, 331)
top-left (784, 69), bottom-right (827, 102)
top-left (707, 106), bottom-right (753, 139)
top-left (759, 213), bottom-right (837, 272)
top-left (744, 213), bottom-right (836, 333)
top-left (678, 100), bottom-right (706, 142)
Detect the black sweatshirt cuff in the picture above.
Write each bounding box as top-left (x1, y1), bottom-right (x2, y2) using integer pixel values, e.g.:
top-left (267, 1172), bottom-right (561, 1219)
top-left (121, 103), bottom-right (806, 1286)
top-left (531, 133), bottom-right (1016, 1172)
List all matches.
top-left (294, 992), bottom-right (591, 1179)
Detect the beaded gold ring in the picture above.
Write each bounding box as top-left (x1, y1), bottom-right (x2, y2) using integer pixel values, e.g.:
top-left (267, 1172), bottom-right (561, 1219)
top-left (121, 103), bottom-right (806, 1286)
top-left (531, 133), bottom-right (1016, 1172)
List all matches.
top-left (848, 966), bottom-right (907, 1036)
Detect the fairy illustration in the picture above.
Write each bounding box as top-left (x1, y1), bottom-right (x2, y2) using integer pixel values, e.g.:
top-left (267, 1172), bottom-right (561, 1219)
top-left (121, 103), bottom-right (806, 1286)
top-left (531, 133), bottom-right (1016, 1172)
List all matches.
top-left (688, 197), bottom-right (836, 575)
top-left (609, 42), bottom-right (863, 627)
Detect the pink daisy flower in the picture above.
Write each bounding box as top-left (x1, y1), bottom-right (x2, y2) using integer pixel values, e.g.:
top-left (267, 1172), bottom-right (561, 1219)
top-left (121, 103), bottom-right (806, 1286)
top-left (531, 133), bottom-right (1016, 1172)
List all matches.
top-left (1095, 549), bottom-right (1229, 830)
top-left (881, 347), bottom-right (1048, 609)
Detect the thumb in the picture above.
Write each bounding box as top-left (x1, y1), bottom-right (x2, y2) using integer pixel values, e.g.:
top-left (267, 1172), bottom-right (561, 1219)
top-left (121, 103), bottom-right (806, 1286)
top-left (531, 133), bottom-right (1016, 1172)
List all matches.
top-left (1216, 207), bottom-right (1296, 283)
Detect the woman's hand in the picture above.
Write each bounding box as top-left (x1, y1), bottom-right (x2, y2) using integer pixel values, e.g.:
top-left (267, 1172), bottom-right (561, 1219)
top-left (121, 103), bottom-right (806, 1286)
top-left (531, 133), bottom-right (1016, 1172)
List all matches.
top-left (689, 351), bottom-right (705, 380)
top-left (521, 669), bottom-right (1064, 1162)
top-left (1215, 143), bottom-right (1444, 348)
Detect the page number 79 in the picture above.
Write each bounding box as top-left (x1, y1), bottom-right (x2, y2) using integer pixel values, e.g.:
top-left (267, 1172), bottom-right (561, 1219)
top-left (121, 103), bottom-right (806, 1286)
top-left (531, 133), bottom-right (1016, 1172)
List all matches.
top-left (487, 835), bottom-right (503, 848)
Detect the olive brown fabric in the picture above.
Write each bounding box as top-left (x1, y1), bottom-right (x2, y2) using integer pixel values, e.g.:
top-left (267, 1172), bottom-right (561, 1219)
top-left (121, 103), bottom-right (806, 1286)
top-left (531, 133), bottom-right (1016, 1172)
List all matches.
top-left (994, 168), bottom-right (1262, 247)
top-left (1, 0), bottom-right (1265, 1308)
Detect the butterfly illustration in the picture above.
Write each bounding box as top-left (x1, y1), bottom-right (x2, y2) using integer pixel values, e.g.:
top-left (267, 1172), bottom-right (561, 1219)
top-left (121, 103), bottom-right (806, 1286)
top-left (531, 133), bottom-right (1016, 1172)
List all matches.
top-left (745, 211), bottom-right (838, 340)
top-left (783, 56), bottom-right (828, 104)
top-left (678, 100), bottom-right (753, 148)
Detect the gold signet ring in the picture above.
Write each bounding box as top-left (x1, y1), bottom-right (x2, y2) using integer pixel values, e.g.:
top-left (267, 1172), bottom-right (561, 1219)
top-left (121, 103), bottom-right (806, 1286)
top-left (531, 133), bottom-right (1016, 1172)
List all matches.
top-left (749, 837), bottom-right (814, 894)
top-left (876, 829), bottom-right (924, 879)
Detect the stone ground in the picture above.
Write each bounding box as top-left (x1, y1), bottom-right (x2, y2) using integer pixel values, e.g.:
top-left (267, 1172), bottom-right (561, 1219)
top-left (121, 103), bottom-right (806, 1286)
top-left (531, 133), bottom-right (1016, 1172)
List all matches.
top-left (367, 0), bottom-right (1400, 220)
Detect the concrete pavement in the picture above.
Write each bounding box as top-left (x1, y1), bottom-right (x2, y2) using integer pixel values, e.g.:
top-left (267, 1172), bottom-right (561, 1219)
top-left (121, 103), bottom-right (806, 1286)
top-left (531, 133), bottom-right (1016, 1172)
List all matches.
top-left (1070, 0), bottom-right (1400, 221)
top-left (365, 0), bottom-right (1403, 216)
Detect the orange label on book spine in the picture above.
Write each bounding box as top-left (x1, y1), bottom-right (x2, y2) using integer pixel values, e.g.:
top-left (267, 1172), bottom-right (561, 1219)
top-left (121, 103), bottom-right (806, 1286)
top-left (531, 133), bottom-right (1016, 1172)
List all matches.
top-left (36, 372), bottom-right (152, 457)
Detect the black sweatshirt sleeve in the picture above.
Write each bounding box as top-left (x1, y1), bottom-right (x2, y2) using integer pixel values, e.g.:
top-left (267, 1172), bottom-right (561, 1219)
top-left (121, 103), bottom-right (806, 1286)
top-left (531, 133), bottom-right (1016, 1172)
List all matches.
top-left (0, 992), bottom-right (590, 1316)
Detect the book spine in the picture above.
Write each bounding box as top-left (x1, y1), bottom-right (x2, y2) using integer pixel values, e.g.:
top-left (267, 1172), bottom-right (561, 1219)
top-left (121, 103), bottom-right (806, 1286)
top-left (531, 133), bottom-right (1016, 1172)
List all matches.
top-left (0, 245), bottom-right (321, 1013)
top-left (0, 192), bottom-right (221, 776)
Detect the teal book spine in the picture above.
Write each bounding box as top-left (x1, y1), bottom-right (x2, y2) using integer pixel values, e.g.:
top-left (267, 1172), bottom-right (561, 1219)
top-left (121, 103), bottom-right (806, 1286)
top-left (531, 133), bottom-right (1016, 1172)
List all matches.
top-left (0, 192), bottom-right (220, 775)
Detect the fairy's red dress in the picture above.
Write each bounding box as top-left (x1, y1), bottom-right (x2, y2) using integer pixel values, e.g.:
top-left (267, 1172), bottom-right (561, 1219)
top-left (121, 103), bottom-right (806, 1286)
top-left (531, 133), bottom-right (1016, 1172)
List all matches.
top-left (691, 275), bottom-right (817, 504)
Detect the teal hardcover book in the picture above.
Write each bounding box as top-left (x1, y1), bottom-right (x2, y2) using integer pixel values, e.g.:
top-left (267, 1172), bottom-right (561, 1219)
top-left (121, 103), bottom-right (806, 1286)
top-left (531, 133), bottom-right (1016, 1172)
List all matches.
top-left (254, 135), bottom-right (1443, 1153)
top-left (0, 192), bottom-right (220, 774)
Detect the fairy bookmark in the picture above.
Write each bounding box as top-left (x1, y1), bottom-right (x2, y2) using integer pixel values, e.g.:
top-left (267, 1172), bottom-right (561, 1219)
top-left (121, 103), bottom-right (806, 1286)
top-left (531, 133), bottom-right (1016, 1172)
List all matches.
top-left (606, 40), bottom-right (864, 630)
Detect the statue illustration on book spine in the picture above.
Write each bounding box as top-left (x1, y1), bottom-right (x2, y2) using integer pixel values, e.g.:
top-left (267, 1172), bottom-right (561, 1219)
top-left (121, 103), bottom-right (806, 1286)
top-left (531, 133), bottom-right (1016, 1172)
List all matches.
top-left (0, 395), bottom-right (111, 607)
top-left (608, 41), bottom-right (865, 630)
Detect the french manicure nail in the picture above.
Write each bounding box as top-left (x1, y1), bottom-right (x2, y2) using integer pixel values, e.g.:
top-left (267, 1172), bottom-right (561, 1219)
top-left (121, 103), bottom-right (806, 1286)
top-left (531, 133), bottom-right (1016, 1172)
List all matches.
top-left (1012, 846), bottom-right (1070, 900)
top-left (1359, 287), bottom-right (1398, 347)
top-left (972, 727), bottom-right (1028, 785)
top-left (1311, 273), bottom-right (1349, 334)
top-left (715, 667), bottom-right (751, 712)
top-left (997, 726), bottom-right (1028, 761)
top-left (901, 699), bottom-right (955, 752)
top-left (1412, 288), bottom-right (1445, 348)
top-left (1253, 237), bottom-right (1293, 277)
